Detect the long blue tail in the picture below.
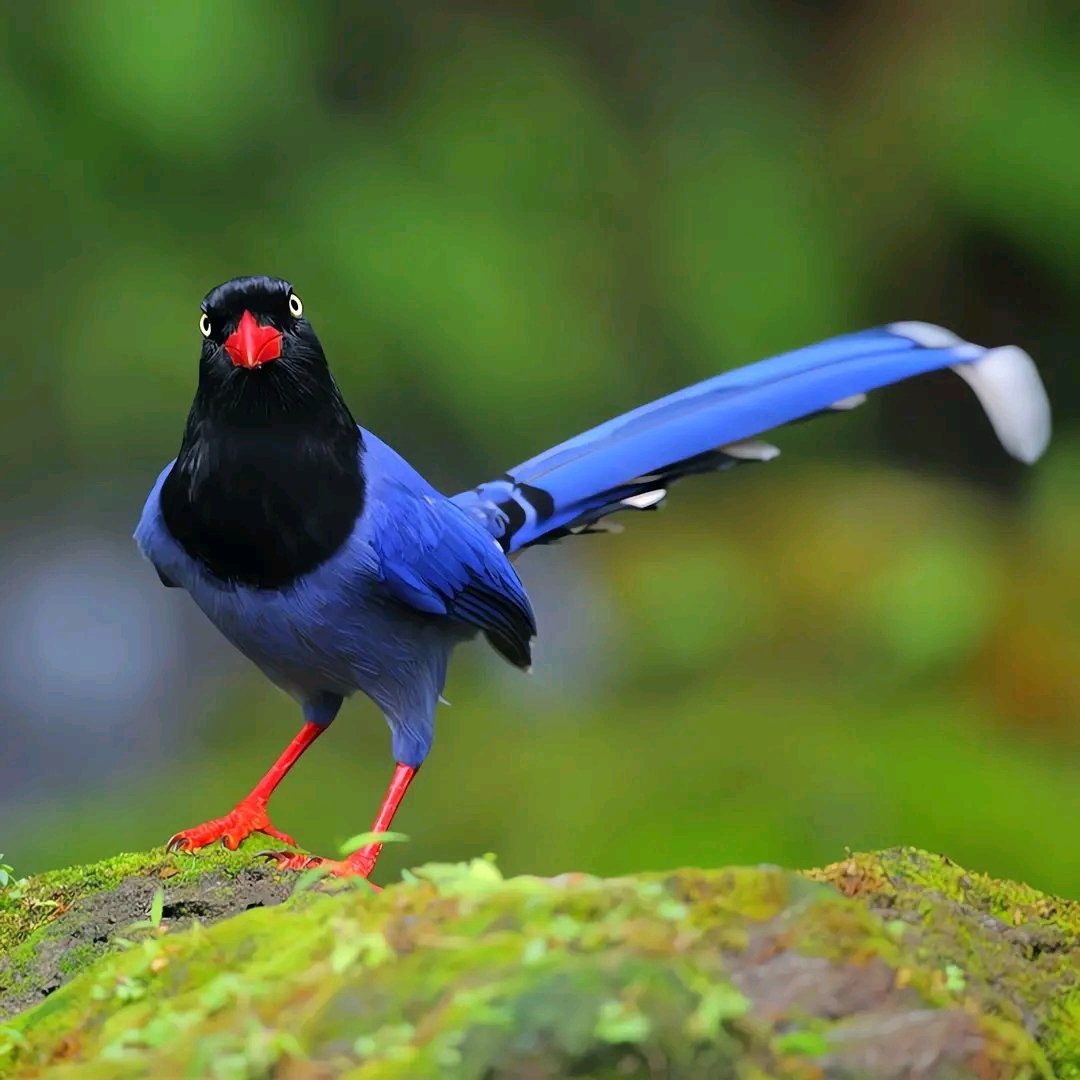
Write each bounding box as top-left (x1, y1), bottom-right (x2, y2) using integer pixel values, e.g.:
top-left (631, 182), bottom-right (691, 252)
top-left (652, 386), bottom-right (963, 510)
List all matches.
top-left (454, 322), bottom-right (1051, 553)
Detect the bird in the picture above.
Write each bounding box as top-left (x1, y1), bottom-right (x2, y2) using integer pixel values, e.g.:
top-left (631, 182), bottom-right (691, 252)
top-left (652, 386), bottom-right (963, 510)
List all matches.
top-left (135, 275), bottom-right (1051, 881)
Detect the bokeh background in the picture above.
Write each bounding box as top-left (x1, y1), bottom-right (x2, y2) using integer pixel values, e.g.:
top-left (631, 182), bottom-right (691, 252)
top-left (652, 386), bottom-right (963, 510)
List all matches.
top-left (1, 2), bottom-right (1078, 895)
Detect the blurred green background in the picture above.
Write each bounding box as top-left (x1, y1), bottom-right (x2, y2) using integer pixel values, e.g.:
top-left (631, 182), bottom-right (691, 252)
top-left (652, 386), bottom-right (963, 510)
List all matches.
top-left (1, 2), bottom-right (1078, 895)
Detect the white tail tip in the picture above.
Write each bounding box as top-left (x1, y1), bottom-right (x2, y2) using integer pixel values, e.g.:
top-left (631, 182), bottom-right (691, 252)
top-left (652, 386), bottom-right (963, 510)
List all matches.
top-left (952, 345), bottom-right (1051, 464)
top-left (888, 321), bottom-right (1051, 464)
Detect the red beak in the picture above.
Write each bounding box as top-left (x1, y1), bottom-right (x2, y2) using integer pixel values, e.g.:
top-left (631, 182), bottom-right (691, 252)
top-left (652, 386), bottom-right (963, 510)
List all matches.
top-left (224, 310), bottom-right (282, 368)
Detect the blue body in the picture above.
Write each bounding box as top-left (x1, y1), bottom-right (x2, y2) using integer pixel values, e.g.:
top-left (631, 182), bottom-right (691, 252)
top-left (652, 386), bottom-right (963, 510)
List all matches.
top-left (136, 324), bottom-right (1048, 767)
top-left (137, 431), bottom-right (509, 765)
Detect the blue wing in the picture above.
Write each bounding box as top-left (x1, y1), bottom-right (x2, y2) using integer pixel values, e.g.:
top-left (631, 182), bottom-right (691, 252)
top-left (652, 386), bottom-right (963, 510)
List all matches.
top-left (455, 322), bottom-right (1051, 552)
top-left (362, 432), bottom-right (537, 668)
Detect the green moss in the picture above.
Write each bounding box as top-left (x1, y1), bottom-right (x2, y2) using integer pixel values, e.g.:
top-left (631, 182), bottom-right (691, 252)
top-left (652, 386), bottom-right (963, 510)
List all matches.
top-left (0, 846), bottom-right (265, 957)
top-left (54, 943), bottom-right (97, 980)
top-left (0, 845), bottom-right (293, 1025)
top-left (809, 847), bottom-right (1080, 1076)
top-left (1, 848), bottom-right (1077, 1077)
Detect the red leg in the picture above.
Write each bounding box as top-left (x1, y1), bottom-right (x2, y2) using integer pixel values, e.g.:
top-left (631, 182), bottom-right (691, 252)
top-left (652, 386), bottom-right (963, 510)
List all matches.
top-left (344, 763), bottom-right (416, 875)
top-left (261, 763), bottom-right (417, 881)
top-left (166, 721), bottom-right (324, 853)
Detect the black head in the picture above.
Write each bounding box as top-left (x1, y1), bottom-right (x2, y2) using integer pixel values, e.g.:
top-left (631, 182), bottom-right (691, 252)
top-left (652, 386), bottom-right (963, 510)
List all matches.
top-left (161, 276), bottom-right (365, 588)
top-left (194, 275), bottom-right (338, 420)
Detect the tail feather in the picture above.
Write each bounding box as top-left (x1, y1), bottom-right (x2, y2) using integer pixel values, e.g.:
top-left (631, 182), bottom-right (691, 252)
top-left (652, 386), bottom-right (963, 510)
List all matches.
top-left (454, 322), bottom-right (1051, 553)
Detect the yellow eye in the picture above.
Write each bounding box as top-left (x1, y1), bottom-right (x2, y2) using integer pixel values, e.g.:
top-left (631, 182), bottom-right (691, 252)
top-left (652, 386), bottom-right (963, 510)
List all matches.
top-left (288, 293), bottom-right (303, 318)
top-left (199, 313), bottom-right (212, 338)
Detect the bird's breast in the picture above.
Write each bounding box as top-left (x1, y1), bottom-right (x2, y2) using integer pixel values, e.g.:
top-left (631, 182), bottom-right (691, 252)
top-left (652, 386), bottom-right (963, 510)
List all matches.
top-left (160, 429), bottom-right (366, 590)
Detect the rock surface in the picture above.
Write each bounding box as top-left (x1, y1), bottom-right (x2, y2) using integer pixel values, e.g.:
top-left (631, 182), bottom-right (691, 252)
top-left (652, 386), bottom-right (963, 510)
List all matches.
top-left (0, 847), bottom-right (1078, 1077)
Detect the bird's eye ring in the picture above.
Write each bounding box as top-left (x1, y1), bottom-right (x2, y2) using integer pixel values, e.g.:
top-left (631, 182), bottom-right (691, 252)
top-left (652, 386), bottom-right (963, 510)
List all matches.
top-left (288, 293), bottom-right (303, 318)
top-left (199, 313), bottom-right (212, 338)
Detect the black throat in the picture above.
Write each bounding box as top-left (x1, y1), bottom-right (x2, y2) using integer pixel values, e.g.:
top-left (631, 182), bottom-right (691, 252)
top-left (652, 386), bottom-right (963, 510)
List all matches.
top-left (161, 358), bottom-right (365, 590)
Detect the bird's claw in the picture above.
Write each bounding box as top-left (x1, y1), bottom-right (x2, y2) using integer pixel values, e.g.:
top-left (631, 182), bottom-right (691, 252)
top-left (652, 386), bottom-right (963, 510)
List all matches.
top-left (255, 849), bottom-right (321, 871)
top-left (165, 800), bottom-right (297, 855)
top-left (254, 849), bottom-right (383, 889)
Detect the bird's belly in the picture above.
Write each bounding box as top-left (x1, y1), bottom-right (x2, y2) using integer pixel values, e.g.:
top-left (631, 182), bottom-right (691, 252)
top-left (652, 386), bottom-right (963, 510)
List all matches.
top-left (182, 568), bottom-right (458, 711)
top-left (186, 575), bottom-right (367, 699)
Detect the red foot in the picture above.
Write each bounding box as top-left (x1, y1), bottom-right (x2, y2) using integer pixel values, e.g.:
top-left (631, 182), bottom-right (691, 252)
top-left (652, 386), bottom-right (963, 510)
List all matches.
top-left (257, 843), bottom-right (382, 889)
top-left (166, 798), bottom-right (297, 853)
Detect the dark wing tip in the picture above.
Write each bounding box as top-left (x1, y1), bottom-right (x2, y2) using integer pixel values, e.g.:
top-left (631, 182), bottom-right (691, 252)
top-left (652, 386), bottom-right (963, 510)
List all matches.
top-left (446, 572), bottom-right (536, 671)
top-left (484, 628), bottom-right (534, 669)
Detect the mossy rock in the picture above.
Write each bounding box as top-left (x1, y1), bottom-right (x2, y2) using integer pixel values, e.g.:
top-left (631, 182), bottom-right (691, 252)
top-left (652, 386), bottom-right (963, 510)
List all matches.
top-left (0, 846), bottom-right (293, 1026)
top-left (1, 847), bottom-right (1078, 1078)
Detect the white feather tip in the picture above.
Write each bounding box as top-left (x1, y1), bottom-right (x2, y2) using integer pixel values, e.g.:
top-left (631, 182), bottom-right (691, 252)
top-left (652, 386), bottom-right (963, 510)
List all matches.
top-left (621, 489), bottom-right (667, 510)
top-left (888, 320), bottom-right (964, 349)
top-left (719, 438), bottom-right (781, 462)
top-left (889, 322), bottom-right (1051, 464)
top-left (952, 345), bottom-right (1051, 464)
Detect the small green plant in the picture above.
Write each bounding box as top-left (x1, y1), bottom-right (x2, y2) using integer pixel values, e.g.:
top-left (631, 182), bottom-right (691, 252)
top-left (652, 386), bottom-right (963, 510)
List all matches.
top-left (338, 831), bottom-right (410, 856)
top-left (0, 854), bottom-right (28, 906)
top-left (113, 887), bottom-right (169, 948)
top-left (129, 887), bottom-right (166, 932)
